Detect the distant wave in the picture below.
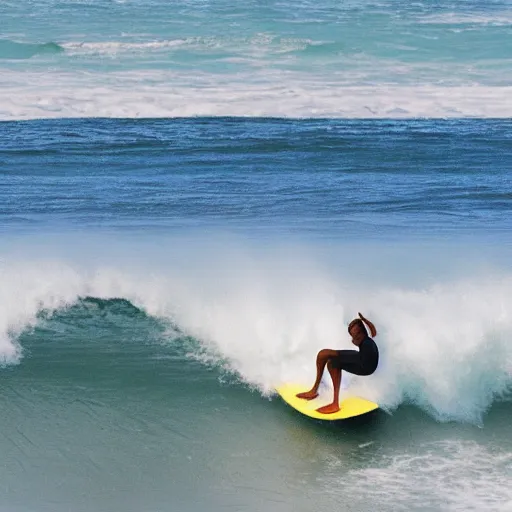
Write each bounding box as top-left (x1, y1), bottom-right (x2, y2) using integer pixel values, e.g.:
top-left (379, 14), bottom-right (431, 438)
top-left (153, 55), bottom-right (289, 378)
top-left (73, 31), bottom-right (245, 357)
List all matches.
top-left (62, 36), bottom-right (331, 56)
top-left (47, 296), bottom-right (152, 321)
top-left (419, 12), bottom-right (512, 26)
top-left (62, 39), bottom-right (191, 54)
top-left (0, 39), bottom-right (64, 59)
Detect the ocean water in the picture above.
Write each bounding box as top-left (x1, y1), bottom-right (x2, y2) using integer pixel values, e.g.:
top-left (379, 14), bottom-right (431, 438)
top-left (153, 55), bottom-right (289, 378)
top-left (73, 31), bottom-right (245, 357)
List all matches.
top-left (2, 2), bottom-right (512, 512)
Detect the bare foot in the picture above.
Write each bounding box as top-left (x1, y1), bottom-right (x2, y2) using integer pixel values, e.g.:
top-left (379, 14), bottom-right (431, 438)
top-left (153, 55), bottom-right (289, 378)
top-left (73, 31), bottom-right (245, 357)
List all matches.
top-left (316, 402), bottom-right (340, 414)
top-left (296, 390), bottom-right (319, 400)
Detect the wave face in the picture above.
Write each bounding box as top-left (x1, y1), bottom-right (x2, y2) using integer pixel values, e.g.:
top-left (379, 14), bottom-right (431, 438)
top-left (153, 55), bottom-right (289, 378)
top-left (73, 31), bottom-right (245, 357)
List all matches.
top-left (0, 40), bottom-right (63, 59)
top-left (1, 0), bottom-right (512, 119)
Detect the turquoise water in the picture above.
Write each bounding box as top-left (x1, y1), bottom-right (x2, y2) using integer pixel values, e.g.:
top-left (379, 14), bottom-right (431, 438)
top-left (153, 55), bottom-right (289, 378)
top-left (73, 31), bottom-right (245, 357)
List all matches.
top-left (2, 0), bottom-right (512, 118)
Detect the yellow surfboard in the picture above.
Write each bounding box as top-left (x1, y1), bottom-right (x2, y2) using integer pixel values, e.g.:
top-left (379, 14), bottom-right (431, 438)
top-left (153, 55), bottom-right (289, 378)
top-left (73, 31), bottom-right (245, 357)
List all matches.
top-left (276, 383), bottom-right (379, 421)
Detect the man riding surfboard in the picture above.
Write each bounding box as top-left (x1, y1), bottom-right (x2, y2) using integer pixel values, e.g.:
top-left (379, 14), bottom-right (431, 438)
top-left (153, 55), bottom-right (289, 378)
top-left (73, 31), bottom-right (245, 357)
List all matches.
top-left (296, 313), bottom-right (379, 414)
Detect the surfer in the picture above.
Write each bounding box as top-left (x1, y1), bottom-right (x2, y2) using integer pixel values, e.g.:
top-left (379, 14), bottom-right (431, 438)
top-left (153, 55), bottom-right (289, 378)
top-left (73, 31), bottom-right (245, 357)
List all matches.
top-left (296, 313), bottom-right (379, 414)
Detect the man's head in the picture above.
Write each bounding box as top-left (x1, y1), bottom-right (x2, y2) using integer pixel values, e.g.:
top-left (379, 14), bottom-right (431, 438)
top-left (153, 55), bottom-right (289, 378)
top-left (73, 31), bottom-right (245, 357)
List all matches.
top-left (348, 319), bottom-right (367, 346)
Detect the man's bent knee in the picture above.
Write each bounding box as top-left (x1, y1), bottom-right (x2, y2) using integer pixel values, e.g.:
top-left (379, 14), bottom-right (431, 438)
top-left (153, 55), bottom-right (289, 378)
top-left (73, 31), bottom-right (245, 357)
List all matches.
top-left (317, 349), bottom-right (337, 360)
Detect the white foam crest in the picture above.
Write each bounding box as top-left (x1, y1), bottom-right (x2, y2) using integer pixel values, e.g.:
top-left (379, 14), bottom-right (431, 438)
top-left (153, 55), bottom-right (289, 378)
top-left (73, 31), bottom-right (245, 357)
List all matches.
top-left (0, 256), bottom-right (180, 365)
top-left (0, 261), bottom-right (85, 364)
top-left (1, 69), bottom-right (511, 120)
top-left (419, 12), bottom-right (512, 26)
top-left (329, 440), bottom-right (512, 511)
top-left (1, 243), bottom-right (511, 423)
top-left (61, 35), bottom-right (319, 56)
top-left (62, 39), bottom-right (195, 54)
top-left (368, 279), bottom-right (512, 421)
top-left (155, 257), bottom-right (512, 423)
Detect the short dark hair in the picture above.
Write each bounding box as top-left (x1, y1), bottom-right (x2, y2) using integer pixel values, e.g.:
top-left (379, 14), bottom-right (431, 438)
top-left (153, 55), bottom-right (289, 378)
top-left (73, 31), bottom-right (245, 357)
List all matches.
top-left (348, 319), bottom-right (367, 335)
top-left (348, 315), bottom-right (377, 337)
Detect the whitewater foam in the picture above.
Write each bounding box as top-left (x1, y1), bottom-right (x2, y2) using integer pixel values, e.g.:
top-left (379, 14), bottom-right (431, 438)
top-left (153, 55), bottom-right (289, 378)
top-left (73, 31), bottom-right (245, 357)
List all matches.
top-left (331, 440), bottom-right (512, 511)
top-left (0, 261), bottom-right (83, 364)
top-left (419, 12), bottom-right (512, 26)
top-left (61, 35), bottom-right (321, 56)
top-left (1, 69), bottom-right (511, 120)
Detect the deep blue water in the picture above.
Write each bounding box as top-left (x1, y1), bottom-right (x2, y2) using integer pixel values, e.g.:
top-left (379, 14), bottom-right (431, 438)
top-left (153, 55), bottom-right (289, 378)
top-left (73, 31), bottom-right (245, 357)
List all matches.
top-left (2, 118), bottom-right (512, 237)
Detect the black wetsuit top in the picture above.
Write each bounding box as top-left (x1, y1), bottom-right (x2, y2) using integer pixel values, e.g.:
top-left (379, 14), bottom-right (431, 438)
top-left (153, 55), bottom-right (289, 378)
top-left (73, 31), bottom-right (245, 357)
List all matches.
top-left (332, 336), bottom-right (379, 376)
top-left (358, 336), bottom-right (379, 374)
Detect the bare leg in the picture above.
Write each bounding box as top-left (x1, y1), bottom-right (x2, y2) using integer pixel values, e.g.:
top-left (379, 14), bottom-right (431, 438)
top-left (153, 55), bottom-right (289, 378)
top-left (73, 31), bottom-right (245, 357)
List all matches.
top-left (316, 359), bottom-right (342, 414)
top-left (296, 349), bottom-right (339, 400)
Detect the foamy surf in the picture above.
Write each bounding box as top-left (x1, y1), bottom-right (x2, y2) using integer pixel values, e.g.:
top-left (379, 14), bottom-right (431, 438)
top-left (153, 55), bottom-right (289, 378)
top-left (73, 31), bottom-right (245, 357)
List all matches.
top-left (419, 12), bottom-right (512, 26)
top-left (330, 440), bottom-right (512, 512)
top-left (1, 71), bottom-right (511, 120)
top-left (61, 36), bottom-right (322, 56)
